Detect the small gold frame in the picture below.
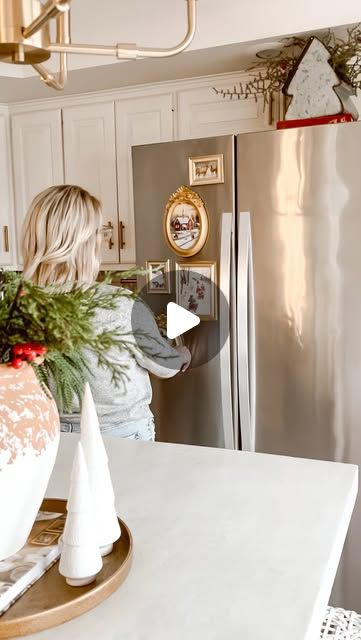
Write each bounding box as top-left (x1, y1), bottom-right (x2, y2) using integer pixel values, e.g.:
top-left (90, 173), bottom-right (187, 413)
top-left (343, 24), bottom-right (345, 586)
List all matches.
top-left (175, 261), bottom-right (217, 321)
top-left (188, 154), bottom-right (224, 186)
top-left (163, 185), bottom-right (209, 258)
top-left (146, 259), bottom-right (171, 294)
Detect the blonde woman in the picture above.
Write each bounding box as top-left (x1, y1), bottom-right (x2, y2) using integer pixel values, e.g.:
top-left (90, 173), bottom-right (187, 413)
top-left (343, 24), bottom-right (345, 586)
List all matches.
top-left (21, 185), bottom-right (191, 440)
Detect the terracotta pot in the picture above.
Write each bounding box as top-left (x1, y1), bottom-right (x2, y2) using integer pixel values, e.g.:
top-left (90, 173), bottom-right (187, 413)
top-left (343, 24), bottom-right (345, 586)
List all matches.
top-left (0, 363), bottom-right (60, 560)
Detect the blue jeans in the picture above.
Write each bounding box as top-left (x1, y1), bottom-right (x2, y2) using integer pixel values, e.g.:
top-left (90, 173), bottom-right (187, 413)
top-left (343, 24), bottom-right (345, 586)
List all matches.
top-left (60, 417), bottom-right (155, 441)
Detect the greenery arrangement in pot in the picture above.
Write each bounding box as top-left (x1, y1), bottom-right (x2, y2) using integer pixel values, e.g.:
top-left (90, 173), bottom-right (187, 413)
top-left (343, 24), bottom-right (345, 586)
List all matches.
top-left (0, 269), bottom-right (141, 561)
top-left (214, 25), bottom-right (361, 118)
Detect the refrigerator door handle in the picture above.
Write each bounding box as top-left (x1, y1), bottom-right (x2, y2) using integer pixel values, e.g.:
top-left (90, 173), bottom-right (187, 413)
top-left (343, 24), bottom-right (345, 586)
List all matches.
top-left (237, 211), bottom-right (256, 452)
top-left (220, 212), bottom-right (235, 449)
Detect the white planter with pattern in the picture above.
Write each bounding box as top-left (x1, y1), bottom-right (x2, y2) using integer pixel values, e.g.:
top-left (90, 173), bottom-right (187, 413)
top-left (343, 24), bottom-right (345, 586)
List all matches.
top-left (0, 364), bottom-right (60, 560)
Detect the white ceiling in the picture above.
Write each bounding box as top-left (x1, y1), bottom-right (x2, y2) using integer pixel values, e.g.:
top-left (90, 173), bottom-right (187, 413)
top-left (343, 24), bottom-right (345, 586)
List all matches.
top-left (0, 0), bottom-right (360, 101)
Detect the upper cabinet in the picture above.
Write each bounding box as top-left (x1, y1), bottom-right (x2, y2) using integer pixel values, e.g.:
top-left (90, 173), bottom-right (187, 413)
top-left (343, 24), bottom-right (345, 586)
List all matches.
top-left (0, 109), bottom-right (16, 267)
top-left (7, 73), bottom-right (278, 269)
top-left (62, 102), bottom-right (119, 265)
top-left (11, 109), bottom-right (64, 264)
top-left (115, 93), bottom-right (174, 264)
top-left (176, 82), bottom-right (276, 140)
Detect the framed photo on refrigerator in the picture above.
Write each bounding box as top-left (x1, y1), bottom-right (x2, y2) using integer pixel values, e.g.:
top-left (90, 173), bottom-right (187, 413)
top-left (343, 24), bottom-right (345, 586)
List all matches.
top-left (163, 185), bottom-right (209, 258)
top-left (188, 154), bottom-right (224, 186)
top-left (175, 261), bottom-right (217, 320)
top-left (146, 259), bottom-right (171, 294)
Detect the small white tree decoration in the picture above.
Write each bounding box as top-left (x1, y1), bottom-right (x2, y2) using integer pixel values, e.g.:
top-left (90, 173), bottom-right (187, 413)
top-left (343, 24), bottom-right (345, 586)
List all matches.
top-left (284, 37), bottom-right (343, 120)
top-left (80, 383), bottom-right (121, 556)
top-left (59, 442), bottom-right (103, 586)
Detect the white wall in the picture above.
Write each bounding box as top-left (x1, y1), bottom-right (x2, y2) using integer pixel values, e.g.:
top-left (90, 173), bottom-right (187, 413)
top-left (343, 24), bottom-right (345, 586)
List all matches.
top-left (2, 0), bottom-right (361, 78)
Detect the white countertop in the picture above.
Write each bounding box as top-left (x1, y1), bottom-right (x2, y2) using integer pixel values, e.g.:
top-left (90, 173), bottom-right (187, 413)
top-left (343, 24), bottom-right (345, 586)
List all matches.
top-left (31, 435), bottom-right (357, 640)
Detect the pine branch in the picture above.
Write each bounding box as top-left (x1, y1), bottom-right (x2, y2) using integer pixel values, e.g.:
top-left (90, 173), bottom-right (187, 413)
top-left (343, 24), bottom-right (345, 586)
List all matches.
top-left (214, 26), bottom-right (361, 102)
top-left (0, 269), bottom-right (175, 414)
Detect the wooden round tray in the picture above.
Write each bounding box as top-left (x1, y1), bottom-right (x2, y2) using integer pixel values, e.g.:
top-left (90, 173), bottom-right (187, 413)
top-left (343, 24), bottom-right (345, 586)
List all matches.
top-left (0, 498), bottom-right (133, 639)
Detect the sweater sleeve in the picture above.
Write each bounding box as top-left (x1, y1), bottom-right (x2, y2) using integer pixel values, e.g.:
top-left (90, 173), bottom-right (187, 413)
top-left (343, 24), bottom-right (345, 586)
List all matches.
top-left (128, 298), bottom-right (187, 379)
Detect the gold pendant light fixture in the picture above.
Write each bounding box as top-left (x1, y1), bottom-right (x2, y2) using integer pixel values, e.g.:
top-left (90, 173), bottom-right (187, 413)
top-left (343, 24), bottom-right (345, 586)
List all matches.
top-left (0, 0), bottom-right (197, 90)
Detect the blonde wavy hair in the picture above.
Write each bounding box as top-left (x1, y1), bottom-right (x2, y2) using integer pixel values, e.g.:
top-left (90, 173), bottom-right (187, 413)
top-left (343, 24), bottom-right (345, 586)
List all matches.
top-left (22, 185), bottom-right (102, 286)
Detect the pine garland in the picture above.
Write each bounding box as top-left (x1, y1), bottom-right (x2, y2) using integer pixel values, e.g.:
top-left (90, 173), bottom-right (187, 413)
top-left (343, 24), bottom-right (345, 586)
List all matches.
top-left (214, 25), bottom-right (361, 104)
top-left (0, 269), bottom-right (160, 413)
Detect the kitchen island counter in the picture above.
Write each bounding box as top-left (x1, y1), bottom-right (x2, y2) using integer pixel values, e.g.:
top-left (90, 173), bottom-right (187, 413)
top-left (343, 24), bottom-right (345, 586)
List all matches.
top-left (34, 435), bottom-right (357, 640)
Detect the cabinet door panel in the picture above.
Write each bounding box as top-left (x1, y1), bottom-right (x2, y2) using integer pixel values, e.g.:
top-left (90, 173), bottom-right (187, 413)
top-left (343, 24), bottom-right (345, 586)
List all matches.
top-left (116, 94), bottom-right (173, 264)
top-left (0, 112), bottom-right (16, 267)
top-left (177, 83), bottom-right (275, 140)
top-left (62, 102), bottom-right (119, 265)
top-left (11, 109), bottom-right (64, 264)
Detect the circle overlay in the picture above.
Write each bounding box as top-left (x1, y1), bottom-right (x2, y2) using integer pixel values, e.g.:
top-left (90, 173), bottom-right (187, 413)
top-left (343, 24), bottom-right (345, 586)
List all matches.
top-left (131, 268), bottom-right (230, 370)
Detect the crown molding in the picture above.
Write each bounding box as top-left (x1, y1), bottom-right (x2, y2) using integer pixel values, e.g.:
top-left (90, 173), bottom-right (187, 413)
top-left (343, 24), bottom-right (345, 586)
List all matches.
top-left (8, 69), bottom-right (260, 113)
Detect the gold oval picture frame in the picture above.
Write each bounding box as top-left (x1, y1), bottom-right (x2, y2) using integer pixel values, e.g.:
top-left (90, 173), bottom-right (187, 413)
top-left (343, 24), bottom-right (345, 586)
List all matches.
top-left (163, 185), bottom-right (209, 258)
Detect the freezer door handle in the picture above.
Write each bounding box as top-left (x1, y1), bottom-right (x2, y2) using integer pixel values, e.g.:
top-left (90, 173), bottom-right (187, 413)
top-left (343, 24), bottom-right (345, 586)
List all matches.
top-left (220, 212), bottom-right (235, 449)
top-left (237, 211), bottom-right (256, 451)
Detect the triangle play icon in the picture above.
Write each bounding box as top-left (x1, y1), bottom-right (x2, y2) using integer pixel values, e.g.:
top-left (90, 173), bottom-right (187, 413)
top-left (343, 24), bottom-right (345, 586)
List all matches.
top-left (166, 302), bottom-right (200, 340)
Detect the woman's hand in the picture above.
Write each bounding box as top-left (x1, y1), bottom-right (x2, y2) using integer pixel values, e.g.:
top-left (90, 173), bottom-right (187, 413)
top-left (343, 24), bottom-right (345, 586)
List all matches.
top-left (175, 345), bottom-right (192, 373)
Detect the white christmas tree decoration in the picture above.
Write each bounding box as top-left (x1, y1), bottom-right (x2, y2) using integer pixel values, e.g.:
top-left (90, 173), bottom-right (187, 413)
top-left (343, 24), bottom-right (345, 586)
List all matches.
top-left (80, 383), bottom-right (121, 556)
top-left (284, 37), bottom-right (343, 120)
top-left (59, 442), bottom-right (103, 586)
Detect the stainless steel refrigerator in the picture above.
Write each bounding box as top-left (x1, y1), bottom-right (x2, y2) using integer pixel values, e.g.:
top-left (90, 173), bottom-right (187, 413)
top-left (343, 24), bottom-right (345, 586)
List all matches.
top-left (132, 123), bottom-right (361, 612)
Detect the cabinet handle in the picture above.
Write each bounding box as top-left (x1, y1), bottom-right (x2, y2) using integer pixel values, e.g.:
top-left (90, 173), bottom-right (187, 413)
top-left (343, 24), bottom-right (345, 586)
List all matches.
top-left (119, 221), bottom-right (126, 249)
top-left (101, 221), bottom-right (114, 250)
top-left (3, 226), bottom-right (9, 252)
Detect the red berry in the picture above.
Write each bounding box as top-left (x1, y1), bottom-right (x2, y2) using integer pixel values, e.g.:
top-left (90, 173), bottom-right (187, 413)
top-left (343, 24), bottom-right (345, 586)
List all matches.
top-left (34, 344), bottom-right (47, 355)
top-left (11, 358), bottom-right (23, 369)
top-left (28, 343), bottom-right (47, 355)
top-left (37, 346), bottom-right (47, 356)
top-left (12, 345), bottom-right (24, 356)
top-left (25, 351), bottom-right (38, 362)
top-left (22, 345), bottom-right (33, 356)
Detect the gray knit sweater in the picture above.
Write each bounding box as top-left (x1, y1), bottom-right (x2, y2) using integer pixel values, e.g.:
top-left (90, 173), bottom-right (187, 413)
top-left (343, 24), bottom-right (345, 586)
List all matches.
top-left (60, 285), bottom-right (185, 430)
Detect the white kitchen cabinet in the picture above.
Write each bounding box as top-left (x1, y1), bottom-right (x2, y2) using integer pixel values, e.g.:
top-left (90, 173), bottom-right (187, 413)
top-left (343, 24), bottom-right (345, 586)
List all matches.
top-left (176, 83), bottom-right (276, 140)
top-left (11, 109), bottom-right (64, 264)
top-left (115, 94), bottom-right (174, 264)
top-left (62, 102), bottom-right (119, 265)
top-left (0, 109), bottom-right (16, 267)
top-left (7, 73), bottom-right (279, 269)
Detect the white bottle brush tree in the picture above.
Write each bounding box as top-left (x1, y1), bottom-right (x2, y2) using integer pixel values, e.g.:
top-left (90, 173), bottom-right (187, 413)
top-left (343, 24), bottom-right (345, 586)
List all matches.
top-left (284, 37), bottom-right (343, 120)
top-left (80, 383), bottom-right (121, 556)
top-left (59, 442), bottom-right (103, 586)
